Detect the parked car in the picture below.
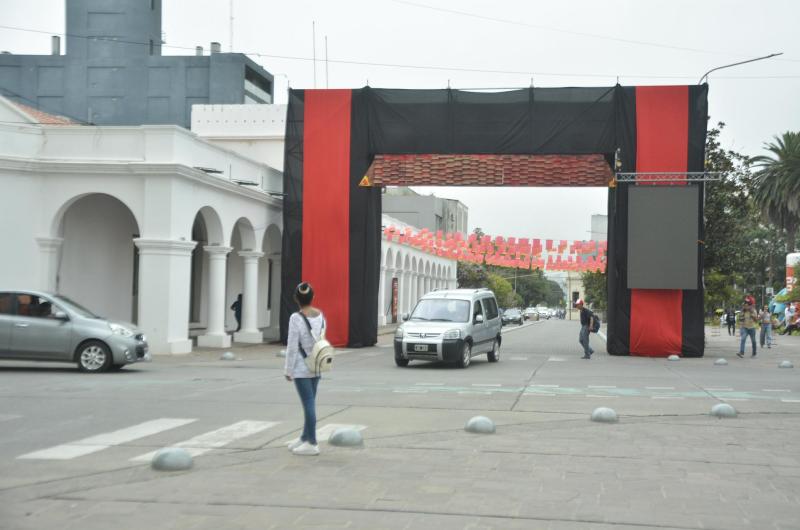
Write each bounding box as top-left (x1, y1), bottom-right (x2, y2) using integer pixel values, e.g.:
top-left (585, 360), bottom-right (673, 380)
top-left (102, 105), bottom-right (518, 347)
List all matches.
top-left (523, 307), bottom-right (538, 321)
top-left (537, 307), bottom-right (551, 320)
top-left (394, 288), bottom-right (502, 368)
top-left (0, 290), bottom-right (150, 372)
top-left (502, 308), bottom-right (524, 326)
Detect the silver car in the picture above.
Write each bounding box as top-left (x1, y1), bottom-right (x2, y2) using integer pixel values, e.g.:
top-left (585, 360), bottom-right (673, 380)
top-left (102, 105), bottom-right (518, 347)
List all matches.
top-left (0, 290), bottom-right (150, 372)
top-left (394, 288), bottom-right (502, 368)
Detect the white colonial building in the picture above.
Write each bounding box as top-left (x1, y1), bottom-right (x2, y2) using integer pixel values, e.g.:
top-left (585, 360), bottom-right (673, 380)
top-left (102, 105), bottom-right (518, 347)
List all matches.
top-left (379, 215), bottom-right (458, 325)
top-left (0, 96), bottom-right (284, 354)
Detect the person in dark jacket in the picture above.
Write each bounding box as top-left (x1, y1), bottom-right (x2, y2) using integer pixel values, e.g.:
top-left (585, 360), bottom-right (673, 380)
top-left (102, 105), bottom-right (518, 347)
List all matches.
top-left (575, 299), bottom-right (595, 359)
top-left (725, 308), bottom-right (736, 336)
top-left (231, 293), bottom-right (243, 332)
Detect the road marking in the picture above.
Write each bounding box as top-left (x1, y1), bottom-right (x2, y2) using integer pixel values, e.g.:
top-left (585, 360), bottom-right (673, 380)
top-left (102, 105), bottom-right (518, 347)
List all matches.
top-left (0, 414), bottom-right (22, 422)
top-left (531, 384), bottom-right (560, 388)
top-left (20, 418), bottom-right (196, 460)
top-left (472, 384), bottom-right (502, 387)
top-left (509, 356), bottom-right (529, 361)
top-left (393, 389), bottom-right (428, 394)
top-left (722, 398), bottom-right (749, 402)
top-left (706, 387), bottom-right (733, 391)
top-left (415, 382), bottom-right (444, 386)
top-left (763, 389), bottom-right (791, 392)
top-left (646, 387), bottom-right (675, 390)
top-left (586, 394), bottom-right (617, 398)
top-left (524, 392), bottom-right (556, 396)
top-left (329, 388), bottom-right (363, 392)
top-left (588, 385), bottom-right (617, 389)
top-left (548, 357), bottom-right (567, 362)
top-left (132, 420), bottom-right (279, 462)
top-left (652, 396), bottom-right (684, 400)
top-left (598, 331), bottom-right (607, 342)
top-left (458, 390), bottom-right (492, 395)
top-left (781, 399), bottom-right (800, 403)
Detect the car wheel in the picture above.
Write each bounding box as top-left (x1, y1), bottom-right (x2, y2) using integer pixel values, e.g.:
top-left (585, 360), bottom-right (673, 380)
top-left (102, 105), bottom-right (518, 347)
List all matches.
top-left (459, 342), bottom-right (471, 368)
top-left (77, 340), bottom-right (112, 373)
top-left (487, 339), bottom-right (500, 362)
top-left (395, 354), bottom-right (409, 367)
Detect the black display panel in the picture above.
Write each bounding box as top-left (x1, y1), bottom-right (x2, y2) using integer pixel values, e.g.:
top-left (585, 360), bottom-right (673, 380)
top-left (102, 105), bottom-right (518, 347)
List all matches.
top-left (627, 185), bottom-right (699, 290)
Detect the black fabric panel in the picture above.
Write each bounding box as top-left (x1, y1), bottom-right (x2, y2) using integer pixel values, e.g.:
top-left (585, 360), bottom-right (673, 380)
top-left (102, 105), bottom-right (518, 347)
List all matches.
top-left (348, 88), bottom-right (380, 347)
top-left (366, 87), bottom-right (617, 155)
top-left (606, 85), bottom-right (636, 355)
top-left (681, 84), bottom-right (709, 357)
top-left (280, 90), bottom-right (305, 343)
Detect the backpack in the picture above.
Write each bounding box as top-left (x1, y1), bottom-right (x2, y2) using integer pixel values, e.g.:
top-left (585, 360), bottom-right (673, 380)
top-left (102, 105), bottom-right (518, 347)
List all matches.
top-left (591, 313), bottom-right (601, 333)
top-left (297, 312), bottom-right (335, 375)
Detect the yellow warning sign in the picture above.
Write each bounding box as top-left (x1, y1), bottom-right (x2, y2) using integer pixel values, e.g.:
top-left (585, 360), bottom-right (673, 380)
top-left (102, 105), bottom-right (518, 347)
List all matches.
top-left (359, 175), bottom-right (372, 187)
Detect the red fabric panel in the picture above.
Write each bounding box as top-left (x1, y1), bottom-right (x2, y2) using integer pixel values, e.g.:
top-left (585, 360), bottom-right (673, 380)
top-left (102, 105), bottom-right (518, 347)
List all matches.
top-left (303, 90), bottom-right (352, 346)
top-left (630, 86), bottom-right (688, 356)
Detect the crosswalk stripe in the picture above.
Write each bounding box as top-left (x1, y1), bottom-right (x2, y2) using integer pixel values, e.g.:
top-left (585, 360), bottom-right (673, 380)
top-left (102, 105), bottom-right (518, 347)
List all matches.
top-left (19, 418), bottom-right (196, 460)
top-left (0, 414), bottom-right (22, 422)
top-left (131, 420), bottom-right (279, 462)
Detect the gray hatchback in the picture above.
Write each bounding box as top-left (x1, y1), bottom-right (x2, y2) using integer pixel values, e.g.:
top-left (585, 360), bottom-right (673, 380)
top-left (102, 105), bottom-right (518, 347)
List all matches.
top-left (0, 290), bottom-right (150, 372)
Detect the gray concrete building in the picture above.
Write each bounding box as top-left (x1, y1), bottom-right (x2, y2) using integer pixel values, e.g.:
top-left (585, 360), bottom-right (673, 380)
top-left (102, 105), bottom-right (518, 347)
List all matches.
top-left (0, 0), bottom-right (273, 127)
top-left (383, 187), bottom-right (469, 236)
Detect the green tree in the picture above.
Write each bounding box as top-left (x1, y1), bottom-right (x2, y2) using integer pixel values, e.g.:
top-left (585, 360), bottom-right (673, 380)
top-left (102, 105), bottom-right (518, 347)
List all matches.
top-left (487, 273), bottom-right (517, 307)
top-left (751, 131), bottom-right (800, 251)
top-left (580, 270), bottom-right (607, 312)
top-left (457, 262), bottom-right (488, 288)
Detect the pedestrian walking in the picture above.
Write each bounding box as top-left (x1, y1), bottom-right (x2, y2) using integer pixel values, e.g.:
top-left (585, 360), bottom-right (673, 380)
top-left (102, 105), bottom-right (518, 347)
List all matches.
top-left (759, 305), bottom-right (773, 349)
top-left (725, 307), bottom-right (736, 336)
top-left (575, 299), bottom-right (595, 359)
top-left (285, 282), bottom-right (326, 456)
top-left (737, 295), bottom-right (758, 358)
top-left (230, 293), bottom-right (243, 332)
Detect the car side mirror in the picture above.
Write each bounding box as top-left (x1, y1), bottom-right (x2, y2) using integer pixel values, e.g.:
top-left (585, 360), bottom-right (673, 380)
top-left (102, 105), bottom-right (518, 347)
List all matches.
top-left (474, 314), bottom-right (484, 324)
top-left (54, 310), bottom-right (69, 321)
top-left (402, 313), bottom-right (409, 321)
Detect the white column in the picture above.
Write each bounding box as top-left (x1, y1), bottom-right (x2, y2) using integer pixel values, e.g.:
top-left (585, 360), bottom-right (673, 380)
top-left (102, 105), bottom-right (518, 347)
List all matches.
top-left (35, 237), bottom-right (63, 292)
top-left (386, 268), bottom-right (397, 323)
top-left (402, 271), bottom-right (412, 315)
top-left (378, 265), bottom-right (387, 325)
top-left (235, 251), bottom-right (264, 343)
top-left (417, 273), bottom-right (424, 301)
top-left (197, 245), bottom-right (233, 348)
top-left (410, 272), bottom-right (418, 308)
top-left (134, 239), bottom-right (197, 354)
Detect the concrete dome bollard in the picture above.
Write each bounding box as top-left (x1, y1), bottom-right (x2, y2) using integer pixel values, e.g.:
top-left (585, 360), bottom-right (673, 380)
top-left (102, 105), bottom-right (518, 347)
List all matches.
top-left (710, 403), bottom-right (737, 418)
top-left (714, 358), bottom-right (728, 366)
top-left (220, 351), bottom-right (235, 361)
top-left (151, 448), bottom-right (194, 471)
top-left (590, 407), bottom-right (618, 423)
top-left (328, 428), bottom-right (364, 447)
top-left (667, 355), bottom-right (680, 361)
top-left (464, 416), bottom-right (496, 434)
top-left (779, 360), bottom-right (794, 369)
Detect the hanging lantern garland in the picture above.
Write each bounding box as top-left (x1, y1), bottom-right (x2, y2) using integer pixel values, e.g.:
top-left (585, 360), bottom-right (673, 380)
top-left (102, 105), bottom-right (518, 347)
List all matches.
top-left (383, 226), bottom-right (607, 273)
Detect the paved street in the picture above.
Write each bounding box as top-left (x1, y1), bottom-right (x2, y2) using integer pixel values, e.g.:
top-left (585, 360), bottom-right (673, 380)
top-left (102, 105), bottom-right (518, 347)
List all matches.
top-left (1, 320), bottom-right (799, 530)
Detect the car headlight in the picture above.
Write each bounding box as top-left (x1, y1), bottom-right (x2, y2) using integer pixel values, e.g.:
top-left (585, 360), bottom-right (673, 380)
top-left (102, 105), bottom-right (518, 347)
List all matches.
top-left (443, 329), bottom-right (461, 339)
top-left (395, 327), bottom-right (404, 339)
top-left (109, 323), bottom-right (134, 338)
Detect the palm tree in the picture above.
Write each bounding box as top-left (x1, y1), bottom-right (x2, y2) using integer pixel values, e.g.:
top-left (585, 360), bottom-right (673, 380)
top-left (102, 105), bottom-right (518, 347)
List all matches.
top-left (752, 132), bottom-right (800, 251)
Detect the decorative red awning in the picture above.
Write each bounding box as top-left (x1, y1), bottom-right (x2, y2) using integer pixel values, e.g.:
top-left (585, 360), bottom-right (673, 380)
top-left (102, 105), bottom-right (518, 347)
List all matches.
top-left (367, 153), bottom-right (613, 187)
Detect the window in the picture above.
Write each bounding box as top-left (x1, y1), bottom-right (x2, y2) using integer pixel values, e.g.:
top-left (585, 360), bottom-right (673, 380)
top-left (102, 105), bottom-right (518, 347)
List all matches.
top-left (409, 299), bottom-right (469, 323)
top-left (15, 294), bottom-right (57, 319)
top-left (0, 293), bottom-right (13, 314)
top-left (473, 300), bottom-right (483, 319)
top-left (483, 297), bottom-right (499, 320)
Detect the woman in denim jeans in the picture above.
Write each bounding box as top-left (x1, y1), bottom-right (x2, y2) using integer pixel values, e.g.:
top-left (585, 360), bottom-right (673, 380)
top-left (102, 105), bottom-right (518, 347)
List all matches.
top-left (284, 282), bottom-right (326, 456)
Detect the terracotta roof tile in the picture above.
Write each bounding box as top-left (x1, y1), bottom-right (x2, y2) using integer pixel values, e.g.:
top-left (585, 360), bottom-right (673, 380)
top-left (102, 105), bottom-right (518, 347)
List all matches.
top-left (9, 99), bottom-right (77, 125)
top-left (367, 154), bottom-right (613, 187)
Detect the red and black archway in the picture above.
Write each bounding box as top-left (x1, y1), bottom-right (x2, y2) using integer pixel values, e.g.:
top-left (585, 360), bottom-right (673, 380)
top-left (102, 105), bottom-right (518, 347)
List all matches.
top-left (281, 85), bottom-right (708, 357)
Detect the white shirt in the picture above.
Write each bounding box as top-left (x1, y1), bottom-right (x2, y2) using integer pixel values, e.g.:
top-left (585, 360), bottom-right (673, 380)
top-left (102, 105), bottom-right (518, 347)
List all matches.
top-left (285, 311), bottom-right (326, 378)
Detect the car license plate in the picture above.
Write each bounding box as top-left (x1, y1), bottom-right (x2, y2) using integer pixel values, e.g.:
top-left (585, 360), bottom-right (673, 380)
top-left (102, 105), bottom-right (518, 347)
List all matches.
top-left (414, 344), bottom-right (429, 352)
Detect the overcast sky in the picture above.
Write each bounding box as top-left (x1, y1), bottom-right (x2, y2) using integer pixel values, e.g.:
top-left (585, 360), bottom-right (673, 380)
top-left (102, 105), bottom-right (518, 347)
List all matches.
top-left (2, 0), bottom-right (798, 241)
